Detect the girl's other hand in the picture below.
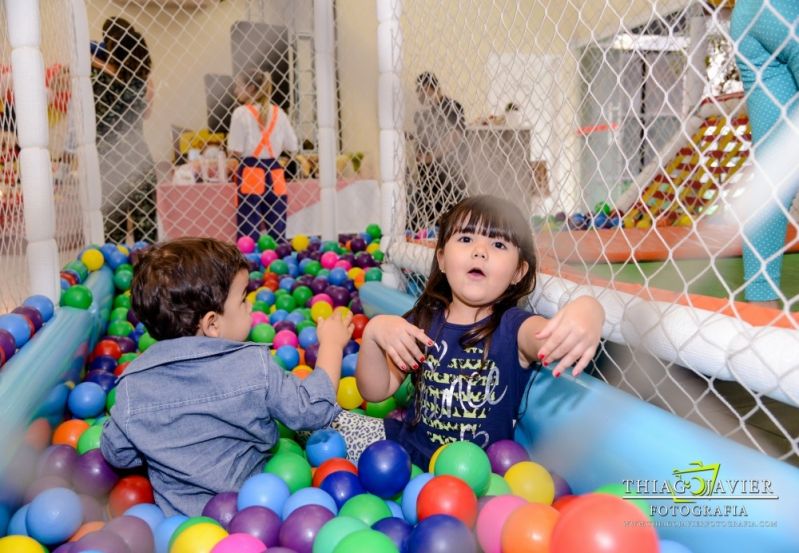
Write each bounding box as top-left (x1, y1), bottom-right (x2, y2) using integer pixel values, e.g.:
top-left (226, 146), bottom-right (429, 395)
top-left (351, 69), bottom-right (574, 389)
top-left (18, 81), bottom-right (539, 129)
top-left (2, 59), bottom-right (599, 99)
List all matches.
top-left (364, 315), bottom-right (433, 373)
top-left (536, 296), bottom-right (604, 377)
top-left (316, 311), bottom-right (354, 351)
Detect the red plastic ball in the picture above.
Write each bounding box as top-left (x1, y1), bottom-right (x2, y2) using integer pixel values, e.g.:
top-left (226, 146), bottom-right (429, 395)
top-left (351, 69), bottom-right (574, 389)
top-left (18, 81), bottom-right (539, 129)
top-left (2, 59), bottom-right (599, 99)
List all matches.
top-left (351, 314), bottom-right (369, 340)
top-left (312, 457), bottom-right (358, 488)
top-left (94, 339), bottom-right (123, 360)
top-left (108, 475), bottom-right (155, 517)
top-left (114, 361), bottom-right (130, 377)
top-left (417, 475), bottom-right (478, 527)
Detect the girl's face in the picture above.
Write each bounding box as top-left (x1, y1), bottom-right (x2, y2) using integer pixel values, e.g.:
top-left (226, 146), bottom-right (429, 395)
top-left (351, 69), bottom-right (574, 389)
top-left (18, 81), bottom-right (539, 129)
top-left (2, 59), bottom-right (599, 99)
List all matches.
top-left (436, 228), bottom-right (528, 313)
top-left (235, 81), bottom-right (257, 104)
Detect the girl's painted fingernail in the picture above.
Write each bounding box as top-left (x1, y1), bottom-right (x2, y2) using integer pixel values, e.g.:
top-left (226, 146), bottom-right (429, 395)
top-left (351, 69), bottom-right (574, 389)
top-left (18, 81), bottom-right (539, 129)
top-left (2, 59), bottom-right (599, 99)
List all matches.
top-left (428, 341), bottom-right (434, 346)
top-left (400, 363), bottom-right (407, 371)
top-left (419, 356), bottom-right (425, 362)
top-left (413, 363), bottom-right (419, 370)
top-left (538, 353), bottom-right (545, 360)
top-left (542, 360), bottom-right (549, 366)
top-left (554, 371), bottom-right (560, 378)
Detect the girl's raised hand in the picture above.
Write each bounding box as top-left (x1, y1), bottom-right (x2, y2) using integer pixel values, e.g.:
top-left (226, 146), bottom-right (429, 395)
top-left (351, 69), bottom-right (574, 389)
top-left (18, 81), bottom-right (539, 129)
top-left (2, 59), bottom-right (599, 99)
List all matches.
top-left (536, 296), bottom-right (604, 377)
top-left (364, 314), bottom-right (433, 373)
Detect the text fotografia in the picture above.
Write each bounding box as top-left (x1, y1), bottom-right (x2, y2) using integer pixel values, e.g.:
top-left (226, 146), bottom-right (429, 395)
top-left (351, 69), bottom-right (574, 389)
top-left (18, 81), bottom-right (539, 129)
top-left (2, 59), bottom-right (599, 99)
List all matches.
top-left (621, 460), bottom-right (779, 519)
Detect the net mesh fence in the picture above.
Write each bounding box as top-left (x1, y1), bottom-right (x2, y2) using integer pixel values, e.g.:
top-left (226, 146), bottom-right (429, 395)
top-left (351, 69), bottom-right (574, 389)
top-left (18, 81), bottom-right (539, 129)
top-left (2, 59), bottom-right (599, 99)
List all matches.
top-left (385, 0), bottom-right (799, 463)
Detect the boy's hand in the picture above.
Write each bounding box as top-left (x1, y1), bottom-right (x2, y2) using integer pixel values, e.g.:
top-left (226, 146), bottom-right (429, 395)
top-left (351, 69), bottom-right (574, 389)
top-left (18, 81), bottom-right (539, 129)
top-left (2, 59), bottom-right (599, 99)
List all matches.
top-left (316, 311), bottom-right (354, 350)
top-left (363, 315), bottom-right (433, 373)
top-left (536, 296), bottom-right (604, 378)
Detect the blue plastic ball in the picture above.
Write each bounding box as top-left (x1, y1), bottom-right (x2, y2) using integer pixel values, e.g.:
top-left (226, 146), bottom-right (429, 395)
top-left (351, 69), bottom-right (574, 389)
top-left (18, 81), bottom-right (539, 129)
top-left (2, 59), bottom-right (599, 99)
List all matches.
top-left (343, 340), bottom-right (360, 356)
top-left (23, 295), bottom-right (55, 322)
top-left (298, 327), bottom-right (319, 349)
top-left (305, 429), bottom-right (348, 467)
top-left (237, 473), bottom-right (291, 514)
top-left (67, 382), bottom-right (106, 419)
top-left (328, 268), bottom-right (348, 286)
top-left (320, 471), bottom-right (366, 509)
top-left (154, 514), bottom-right (187, 553)
top-left (280, 277), bottom-right (296, 292)
top-left (401, 473), bottom-right (434, 524)
top-left (358, 440), bottom-right (412, 499)
top-left (282, 487), bottom-right (338, 519)
top-left (26, 487), bottom-right (83, 545)
top-left (269, 309), bottom-right (289, 325)
top-left (342, 353), bottom-right (358, 377)
top-left (0, 313), bottom-right (32, 348)
top-left (286, 311), bottom-right (307, 326)
top-left (256, 289), bottom-right (276, 306)
top-left (106, 249), bottom-right (128, 270)
top-left (276, 345), bottom-right (300, 369)
top-left (406, 514), bottom-right (476, 553)
top-left (90, 355), bottom-right (117, 372)
top-left (373, 515), bottom-right (412, 550)
top-left (124, 503), bottom-right (165, 535)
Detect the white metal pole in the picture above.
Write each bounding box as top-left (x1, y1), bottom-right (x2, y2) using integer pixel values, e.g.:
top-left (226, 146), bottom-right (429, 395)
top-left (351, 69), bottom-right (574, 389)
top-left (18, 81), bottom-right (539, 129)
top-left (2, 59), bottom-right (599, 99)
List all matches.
top-left (313, 0), bottom-right (337, 241)
top-left (5, 0), bottom-right (60, 302)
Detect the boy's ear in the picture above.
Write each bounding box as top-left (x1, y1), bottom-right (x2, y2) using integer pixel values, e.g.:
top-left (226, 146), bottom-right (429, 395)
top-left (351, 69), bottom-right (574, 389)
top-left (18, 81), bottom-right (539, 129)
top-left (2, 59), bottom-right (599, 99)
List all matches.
top-left (511, 261), bottom-right (529, 285)
top-left (198, 311), bottom-right (221, 337)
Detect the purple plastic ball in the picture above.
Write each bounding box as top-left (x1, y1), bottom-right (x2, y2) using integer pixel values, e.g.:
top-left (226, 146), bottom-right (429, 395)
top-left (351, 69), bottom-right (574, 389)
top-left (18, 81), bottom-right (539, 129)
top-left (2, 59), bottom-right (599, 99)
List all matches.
top-left (228, 505), bottom-right (282, 547)
top-left (105, 515), bottom-right (154, 553)
top-left (126, 309), bottom-right (140, 328)
top-left (348, 297), bottom-right (363, 315)
top-left (354, 253), bottom-right (373, 269)
top-left (111, 336), bottom-right (138, 354)
top-left (303, 344), bottom-right (319, 368)
top-left (295, 275), bottom-right (315, 288)
top-left (247, 280), bottom-right (261, 293)
top-left (278, 504), bottom-right (334, 553)
top-left (36, 445), bottom-right (78, 481)
top-left (90, 355), bottom-right (118, 372)
top-left (12, 306), bottom-right (44, 332)
top-left (275, 244), bottom-right (292, 259)
top-left (308, 251), bottom-right (322, 262)
top-left (551, 472), bottom-right (572, 500)
top-left (85, 369), bottom-right (118, 393)
top-left (202, 491), bottom-right (239, 530)
top-left (273, 321), bottom-right (297, 334)
top-left (407, 514), bottom-right (476, 553)
top-left (485, 440), bottom-right (529, 476)
top-left (324, 286), bottom-right (350, 308)
top-left (73, 529), bottom-right (132, 553)
top-left (52, 544), bottom-right (75, 553)
top-left (0, 328), bottom-right (16, 361)
top-left (372, 517), bottom-right (412, 551)
top-left (72, 449), bottom-right (119, 496)
top-left (349, 238), bottom-right (367, 253)
top-left (309, 278), bottom-right (328, 295)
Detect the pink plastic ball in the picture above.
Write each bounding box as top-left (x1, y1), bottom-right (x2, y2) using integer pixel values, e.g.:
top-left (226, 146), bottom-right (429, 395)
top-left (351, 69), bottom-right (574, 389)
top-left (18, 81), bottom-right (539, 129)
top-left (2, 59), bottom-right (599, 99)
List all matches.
top-left (476, 494), bottom-right (527, 553)
top-left (334, 260), bottom-right (352, 271)
top-left (251, 311), bottom-right (269, 327)
top-left (273, 329), bottom-right (299, 349)
top-left (310, 293), bottom-right (333, 307)
top-left (260, 250), bottom-right (279, 268)
top-left (237, 236), bottom-right (256, 254)
top-left (320, 251), bottom-right (339, 270)
top-left (210, 533), bottom-right (267, 553)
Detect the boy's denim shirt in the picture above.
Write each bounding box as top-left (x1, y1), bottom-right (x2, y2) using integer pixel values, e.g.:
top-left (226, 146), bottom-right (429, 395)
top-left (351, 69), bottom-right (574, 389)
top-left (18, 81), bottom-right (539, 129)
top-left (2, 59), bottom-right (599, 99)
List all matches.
top-left (101, 336), bottom-right (341, 516)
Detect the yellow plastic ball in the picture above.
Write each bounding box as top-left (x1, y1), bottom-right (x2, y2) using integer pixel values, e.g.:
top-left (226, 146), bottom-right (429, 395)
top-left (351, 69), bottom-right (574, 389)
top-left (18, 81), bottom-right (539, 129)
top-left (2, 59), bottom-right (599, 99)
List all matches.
top-left (675, 214), bottom-right (693, 227)
top-left (333, 306), bottom-right (351, 319)
top-left (116, 244), bottom-right (130, 255)
top-left (311, 301), bottom-right (333, 321)
top-left (0, 536), bottom-right (46, 553)
top-left (504, 461), bottom-right (555, 504)
top-left (246, 290), bottom-right (258, 304)
top-left (80, 249), bottom-right (105, 272)
top-left (347, 267), bottom-right (365, 281)
top-left (428, 443), bottom-right (448, 472)
top-left (170, 522), bottom-right (228, 553)
top-left (291, 234), bottom-right (311, 252)
top-left (366, 242), bottom-right (380, 254)
top-left (337, 376), bottom-right (364, 410)
top-left (635, 219), bottom-right (652, 229)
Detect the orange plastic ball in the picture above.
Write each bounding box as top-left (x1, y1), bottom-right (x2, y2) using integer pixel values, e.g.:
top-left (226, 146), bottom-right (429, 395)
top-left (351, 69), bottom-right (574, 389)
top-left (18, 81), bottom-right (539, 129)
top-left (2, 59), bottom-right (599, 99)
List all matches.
top-left (501, 502), bottom-right (559, 553)
top-left (52, 419), bottom-right (90, 449)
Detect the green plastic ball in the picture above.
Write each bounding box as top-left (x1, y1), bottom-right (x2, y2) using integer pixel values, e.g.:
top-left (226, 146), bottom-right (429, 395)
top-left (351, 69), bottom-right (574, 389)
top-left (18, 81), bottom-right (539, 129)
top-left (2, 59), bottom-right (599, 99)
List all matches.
top-left (106, 388), bottom-right (117, 411)
top-left (303, 260), bottom-right (322, 276)
top-left (275, 295), bottom-right (297, 312)
top-left (250, 323), bottom-right (276, 344)
top-left (113, 294), bottom-right (131, 309)
top-left (317, 268), bottom-right (330, 278)
top-left (410, 464), bottom-right (423, 479)
top-left (109, 307), bottom-right (129, 322)
top-left (64, 260), bottom-right (89, 281)
top-left (292, 286), bottom-right (313, 307)
top-left (116, 263), bottom-right (134, 274)
top-left (484, 472), bottom-right (512, 496)
top-left (60, 285), bottom-right (93, 309)
top-left (119, 352), bottom-right (138, 364)
top-left (434, 441), bottom-right (492, 496)
top-left (372, 250), bottom-right (385, 263)
top-left (313, 516), bottom-right (368, 553)
top-left (113, 269), bottom-right (134, 292)
top-left (277, 420), bottom-right (295, 439)
top-left (339, 494), bottom-right (392, 526)
top-left (138, 332), bottom-right (157, 352)
top-left (269, 260), bottom-right (289, 275)
top-left (365, 268), bottom-right (382, 282)
top-left (77, 424), bottom-right (103, 453)
top-left (274, 289), bottom-right (289, 297)
top-left (252, 300), bottom-right (270, 314)
top-left (258, 235), bottom-right (278, 251)
top-left (365, 397), bottom-right (397, 419)
top-left (331, 529), bottom-right (397, 553)
top-left (249, 270), bottom-right (264, 282)
top-left (270, 437), bottom-right (305, 458)
top-left (107, 320), bottom-right (134, 337)
top-left (296, 320), bottom-right (316, 333)
top-left (321, 241), bottom-right (338, 253)
top-left (392, 376), bottom-right (413, 407)
top-left (365, 224), bottom-right (382, 241)
top-left (263, 452), bottom-right (312, 493)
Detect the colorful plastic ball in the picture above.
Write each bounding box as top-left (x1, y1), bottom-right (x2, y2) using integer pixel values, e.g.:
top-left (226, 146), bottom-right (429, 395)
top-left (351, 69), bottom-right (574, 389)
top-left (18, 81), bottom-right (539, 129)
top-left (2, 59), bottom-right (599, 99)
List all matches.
top-left (475, 495), bottom-right (526, 553)
top-left (406, 514), bottom-right (476, 553)
top-left (0, 535), bottom-right (47, 553)
top-left (417, 475), bottom-right (478, 527)
top-left (339, 494), bottom-right (392, 526)
top-left (291, 286), bottom-right (313, 308)
top-left (170, 522), bottom-right (228, 553)
top-left (504, 461), bottom-right (554, 504)
top-left (113, 269), bottom-right (134, 291)
top-left (372, 516), bottom-right (411, 552)
top-left (67, 382), bottom-right (106, 419)
top-left (0, 328), bottom-right (16, 363)
top-left (324, 286), bottom-right (350, 308)
top-left (104, 514), bottom-right (156, 553)
top-left (264, 453), bottom-right (312, 494)
top-left (500, 502), bottom-right (559, 553)
top-left (228, 506), bottom-right (280, 548)
top-left (36, 444), bottom-right (78, 481)
top-left (302, 260), bottom-right (322, 276)
top-left (237, 236), bottom-right (256, 254)
top-left (331, 528), bottom-right (398, 553)
top-left (7, 504), bottom-right (30, 536)
top-left (357, 440), bottom-right (411, 499)
top-left (319, 471), bottom-right (365, 510)
top-left (282, 487), bottom-right (337, 519)
top-left (250, 323), bottom-right (275, 344)
top-left (434, 441), bottom-right (491, 496)
top-left (0, 313), bottom-right (31, 347)
top-left (270, 310), bottom-right (289, 325)
top-left (72, 449), bottom-right (119, 496)
top-left (258, 234), bottom-right (277, 251)
top-left (124, 502), bottom-right (165, 535)
top-left (350, 314), bottom-right (368, 340)
top-left (76, 425), bottom-right (103, 454)
top-left (399, 472), bottom-right (433, 524)
top-left (336, 377), bottom-right (363, 410)
top-left (25, 487), bottom-right (82, 545)
top-left (274, 330), bottom-right (299, 349)
top-left (237, 473), bottom-right (291, 515)
top-left (310, 302), bottom-right (332, 321)
top-left (305, 429), bottom-right (347, 467)
top-left (365, 268), bottom-right (382, 282)
top-left (210, 533), bottom-right (267, 553)
top-left (363, 398), bottom-right (395, 419)
top-left (275, 345), bottom-right (300, 369)
top-left (365, 224), bottom-right (382, 240)
top-left (52, 419), bottom-right (89, 449)
top-left (94, 338), bottom-right (123, 360)
top-left (549, 493), bottom-right (658, 553)
top-left (278, 504), bottom-right (334, 553)
top-left (483, 473), bottom-right (512, 496)
top-left (313, 516), bottom-right (367, 553)
top-left (428, 444), bottom-right (446, 472)
top-left (153, 514), bottom-right (188, 553)
top-left (340, 353), bottom-right (358, 377)
top-left (291, 234), bottom-right (310, 252)
top-left (276, 294), bottom-right (297, 312)
top-left (108, 475), bottom-right (154, 518)
top-left (296, 327), bottom-right (318, 350)
top-left (270, 260), bottom-right (290, 275)
top-left (319, 251), bottom-right (339, 270)
top-left (327, 268), bottom-right (347, 286)
top-left (12, 306), bottom-right (43, 333)
top-left (107, 319), bottom-right (134, 337)
top-left (312, 457), bottom-right (358, 488)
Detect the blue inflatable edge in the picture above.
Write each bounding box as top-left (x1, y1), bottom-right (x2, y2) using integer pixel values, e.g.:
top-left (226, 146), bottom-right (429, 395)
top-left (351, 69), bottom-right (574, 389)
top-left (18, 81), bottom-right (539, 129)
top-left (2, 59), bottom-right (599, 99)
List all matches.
top-left (0, 266), bottom-right (115, 472)
top-left (359, 282), bottom-right (799, 552)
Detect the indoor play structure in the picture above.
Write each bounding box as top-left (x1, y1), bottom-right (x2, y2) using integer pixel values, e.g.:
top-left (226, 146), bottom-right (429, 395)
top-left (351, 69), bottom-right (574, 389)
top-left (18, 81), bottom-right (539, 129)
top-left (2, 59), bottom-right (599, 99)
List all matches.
top-left (1, 0), bottom-right (799, 552)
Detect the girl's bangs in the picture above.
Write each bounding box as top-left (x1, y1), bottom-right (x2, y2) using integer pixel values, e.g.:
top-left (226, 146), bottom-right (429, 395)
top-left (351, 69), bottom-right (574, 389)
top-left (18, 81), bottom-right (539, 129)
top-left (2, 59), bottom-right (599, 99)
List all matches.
top-left (447, 209), bottom-right (518, 246)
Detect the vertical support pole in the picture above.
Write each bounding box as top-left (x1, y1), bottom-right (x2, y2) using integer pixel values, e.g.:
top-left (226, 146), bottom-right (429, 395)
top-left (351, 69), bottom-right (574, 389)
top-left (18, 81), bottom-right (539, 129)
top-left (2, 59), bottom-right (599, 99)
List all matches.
top-left (313, 0), bottom-right (337, 241)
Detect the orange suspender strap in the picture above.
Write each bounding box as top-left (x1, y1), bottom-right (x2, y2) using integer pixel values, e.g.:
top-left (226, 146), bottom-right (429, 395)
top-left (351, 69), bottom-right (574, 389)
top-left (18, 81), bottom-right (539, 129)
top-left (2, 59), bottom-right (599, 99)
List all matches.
top-left (244, 104), bottom-right (279, 159)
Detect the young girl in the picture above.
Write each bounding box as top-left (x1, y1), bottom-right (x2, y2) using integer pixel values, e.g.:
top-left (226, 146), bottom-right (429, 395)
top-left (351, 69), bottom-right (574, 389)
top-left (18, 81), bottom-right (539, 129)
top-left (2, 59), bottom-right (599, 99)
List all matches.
top-left (355, 195), bottom-right (605, 467)
top-left (227, 68), bottom-right (298, 241)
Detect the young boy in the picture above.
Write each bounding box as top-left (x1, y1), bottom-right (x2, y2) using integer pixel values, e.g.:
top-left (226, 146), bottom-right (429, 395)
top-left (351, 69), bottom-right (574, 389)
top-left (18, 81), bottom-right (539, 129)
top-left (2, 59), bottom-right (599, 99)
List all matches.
top-left (101, 237), bottom-right (353, 516)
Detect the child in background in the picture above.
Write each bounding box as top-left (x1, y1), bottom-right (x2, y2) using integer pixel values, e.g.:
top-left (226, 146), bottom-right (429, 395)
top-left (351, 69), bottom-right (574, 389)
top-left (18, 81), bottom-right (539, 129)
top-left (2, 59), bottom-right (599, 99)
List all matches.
top-left (101, 237), bottom-right (352, 516)
top-left (227, 68), bottom-right (298, 242)
top-left (356, 196), bottom-right (605, 467)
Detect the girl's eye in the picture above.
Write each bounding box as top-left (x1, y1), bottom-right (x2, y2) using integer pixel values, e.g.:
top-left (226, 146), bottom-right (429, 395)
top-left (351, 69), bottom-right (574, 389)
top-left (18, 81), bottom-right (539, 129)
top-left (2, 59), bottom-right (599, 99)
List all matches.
top-left (457, 235), bottom-right (471, 243)
top-left (493, 241), bottom-right (508, 250)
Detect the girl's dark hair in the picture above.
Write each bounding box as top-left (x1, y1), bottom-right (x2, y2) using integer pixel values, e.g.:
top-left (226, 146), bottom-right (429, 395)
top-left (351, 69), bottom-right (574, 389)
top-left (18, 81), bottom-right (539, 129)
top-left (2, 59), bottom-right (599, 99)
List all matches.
top-left (406, 195), bottom-right (537, 423)
top-left (103, 17), bottom-right (151, 83)
top-left (131, 237), bottom-right (249, 340)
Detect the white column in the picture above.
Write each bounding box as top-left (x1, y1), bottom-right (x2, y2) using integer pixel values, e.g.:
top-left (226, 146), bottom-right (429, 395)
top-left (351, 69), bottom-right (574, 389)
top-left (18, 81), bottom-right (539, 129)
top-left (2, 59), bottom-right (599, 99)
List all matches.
top-left (684, 3), bottom-right (708, 116)
top-left (376, 0), bottom-right (404, 253)
top-left (67, 0), bottom-right (104, 244)
top-left (5, 0), bottom-right (60, 302)
top-left (313, 0), bottom-right (337, 241)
